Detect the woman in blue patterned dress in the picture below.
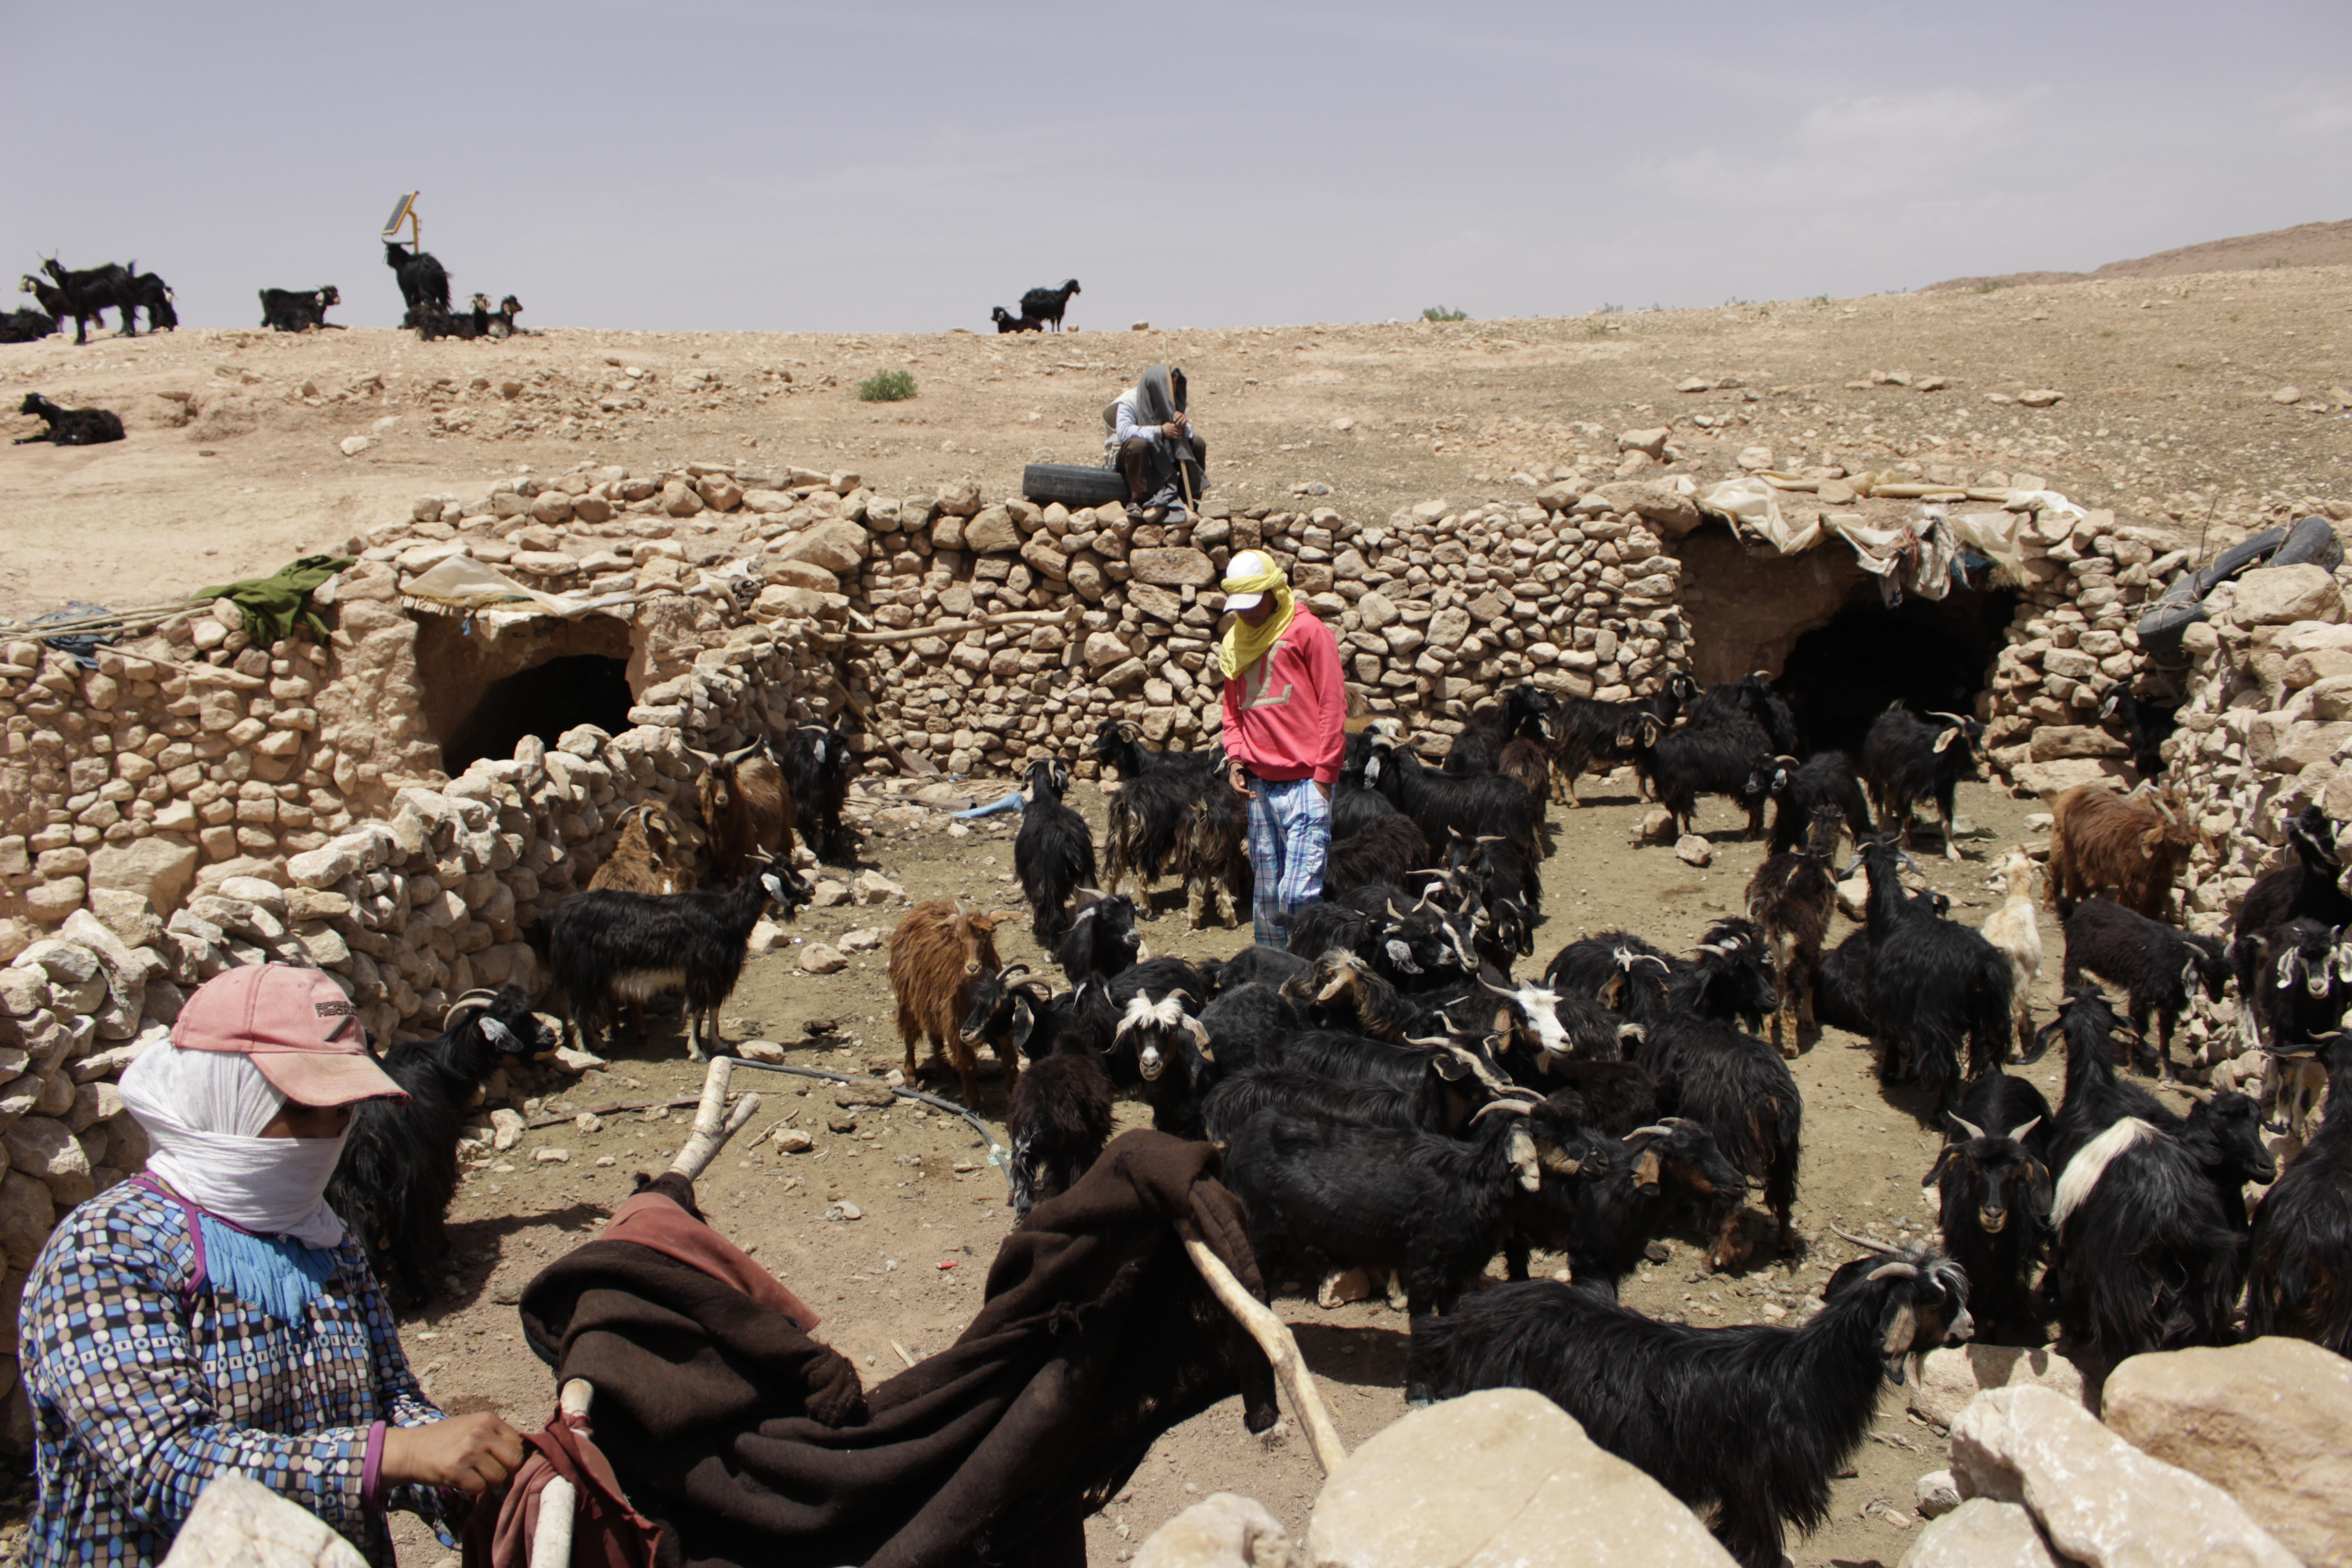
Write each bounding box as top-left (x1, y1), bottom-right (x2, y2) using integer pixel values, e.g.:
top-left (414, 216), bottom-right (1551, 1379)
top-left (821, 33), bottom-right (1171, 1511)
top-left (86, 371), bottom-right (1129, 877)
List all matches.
top-left (20, 964), bottom-right (524, 1567)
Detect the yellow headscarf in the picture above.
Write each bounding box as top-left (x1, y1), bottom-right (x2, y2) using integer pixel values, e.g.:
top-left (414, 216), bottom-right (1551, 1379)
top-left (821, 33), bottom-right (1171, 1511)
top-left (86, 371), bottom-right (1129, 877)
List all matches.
top-left (1216, 555), bottom-right (1297, 680)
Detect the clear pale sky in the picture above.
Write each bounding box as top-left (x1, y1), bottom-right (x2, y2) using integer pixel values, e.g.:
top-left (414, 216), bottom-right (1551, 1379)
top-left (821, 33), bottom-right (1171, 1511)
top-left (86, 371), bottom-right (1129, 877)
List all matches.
top-left (6, 0), bottom-right (2347, 333)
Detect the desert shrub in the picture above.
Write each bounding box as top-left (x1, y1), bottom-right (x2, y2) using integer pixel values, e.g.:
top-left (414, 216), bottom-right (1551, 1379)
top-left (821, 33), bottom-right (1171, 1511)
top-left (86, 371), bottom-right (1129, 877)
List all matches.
top-left (1421, 305), bottom-right (1468, 322)
top-left (858, 369), bottom-right (917, 402)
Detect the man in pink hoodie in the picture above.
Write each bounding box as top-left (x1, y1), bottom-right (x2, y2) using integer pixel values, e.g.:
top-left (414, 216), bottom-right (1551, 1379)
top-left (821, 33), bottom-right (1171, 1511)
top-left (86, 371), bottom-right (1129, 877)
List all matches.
top-left (1218, 550), bottom-right (1346, 944)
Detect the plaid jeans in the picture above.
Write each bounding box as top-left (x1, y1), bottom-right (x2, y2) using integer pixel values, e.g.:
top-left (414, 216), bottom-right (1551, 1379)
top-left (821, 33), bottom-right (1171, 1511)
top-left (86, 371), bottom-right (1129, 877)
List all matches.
top-left (1246, 775), bottom-right (1332, 946)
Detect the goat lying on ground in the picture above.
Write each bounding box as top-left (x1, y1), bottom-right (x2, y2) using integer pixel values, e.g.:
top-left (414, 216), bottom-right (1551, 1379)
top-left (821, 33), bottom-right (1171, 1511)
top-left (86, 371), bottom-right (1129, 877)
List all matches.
top-left (0, 306), bottom-right (54, 343)
top-left (327, 988), bottom-right (551, 1305)
top-left (1408, 1235), bottom-right (1973, 1568)
top-left (991, 306), bottom-right (1043, 333)
top-left (13, 393), bottom-right (123, 446)
top-left (260, 285), bottom-right (341, 331)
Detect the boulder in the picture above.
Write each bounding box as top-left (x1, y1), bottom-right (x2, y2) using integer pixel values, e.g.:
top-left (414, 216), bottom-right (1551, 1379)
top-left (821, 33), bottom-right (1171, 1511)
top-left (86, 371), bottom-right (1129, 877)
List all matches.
top-left (1306, 1388), bottom-right (1735, 1567)
top-left (1950, 1385), bottom-right (2298, 1568)
top-left (777, 521), bottom-right (870, 575)
top-left (1901, 1498), bottom-right (2067, 1568)
top-left (2232, 564), bottom-right (2344, 627)
top-left (2027, 726), bottom-right (2130, 763)
top-left (2101, 1338), bottom-right (2352, 1567)
top-left (1134, 1493), bottom-right (1299, 1568)
top-left (1129, 548), bottom-right (1216, 588)
top-left (1617, 428), bottom-right (1671, 459)
top-left (2010, 758), bottom-right (2131, 799)
top-left (1591, 481), bottom-right (1702, 535)
top-left (160, 1472), bottom-right (369, 1568)
top-left (964, 507), bottom-right (1020, 554)
top-left (766, 558), bottom-right (840, 594)
top-left (799, 944), bottom-right (848, 975)
top-left (84, 839), bottom-right (199, 917)
top-left (1909, 1344), bottom-right (2089, 1430)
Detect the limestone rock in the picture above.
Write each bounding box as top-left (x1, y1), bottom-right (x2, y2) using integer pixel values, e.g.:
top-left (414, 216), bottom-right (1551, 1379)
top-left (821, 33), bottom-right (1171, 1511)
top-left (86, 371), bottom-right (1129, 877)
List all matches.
top-left (964, 507), bottom-right (1019, 554)
top-left (1916, 1468), bottom-right (1964, 1519)
top-left (1674, 834), bottom-right (1712, 867)
top-left (1901, 1498), bottom-right (2066, 1568)
top-left (1591, 481), bottom-right (1701, 535)
top-left (2017, 389), bottom-right (2063, 408)
top-left (85, 839), bottom-right (200, 916)
top-left (1306, 1387), bottom-right (1735, 1567)
top-left (489, 1107), bottom-right (524, 1152)
top-left (799, 943), bottom-right (848, 974)
top-left (2027, 726), bottom-right (2129, 763)
top-left (2232, 564), bottom-right (2344, 627)
top-left (1910, 1345), bottom-right (2088, 1430)
top-left (5, 1116), bottom-right (92, 1206)
top-left (851, 871), bottom-right (905, 905)
top-left (1136, 1493), bottom-right (1299, 1568)
top-left (1950, 1385), bottom-right (2298, 1568)
top-left (1129, 548), bottom-right (1216, 588)
top-left (2102, 1337), bottom-right (2352, 1567)
top-left (160, 1472), bottom-right (369, 1568)
top-left (1618, 427), bottom-right (1671, 459)
top-left (778, 521), bottom-right (870, 575)
top-left (2011, 758), bottom-right (2131, 799)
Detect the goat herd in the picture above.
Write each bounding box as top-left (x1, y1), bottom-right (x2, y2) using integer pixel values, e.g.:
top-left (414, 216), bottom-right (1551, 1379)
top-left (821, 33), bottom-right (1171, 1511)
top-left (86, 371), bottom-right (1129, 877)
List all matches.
top-left (853, 679), bottom-right (2348, 1568)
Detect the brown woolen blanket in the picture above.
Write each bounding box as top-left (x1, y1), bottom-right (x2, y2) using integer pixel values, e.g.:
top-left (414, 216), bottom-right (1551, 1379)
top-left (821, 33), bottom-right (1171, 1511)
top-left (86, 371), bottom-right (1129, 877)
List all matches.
top-left (512, 1132), bottom-right (1278, 1568)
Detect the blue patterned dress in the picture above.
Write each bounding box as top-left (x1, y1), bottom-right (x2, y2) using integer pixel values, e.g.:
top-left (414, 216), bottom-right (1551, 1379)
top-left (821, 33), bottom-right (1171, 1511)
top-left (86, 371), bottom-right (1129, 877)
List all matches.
top-left (20, 1180), bottom-right (446, 1567)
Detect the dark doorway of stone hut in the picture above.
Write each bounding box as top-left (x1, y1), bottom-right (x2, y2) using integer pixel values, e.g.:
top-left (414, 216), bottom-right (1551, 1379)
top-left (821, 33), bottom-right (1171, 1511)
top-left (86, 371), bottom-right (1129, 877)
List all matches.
top-left (440, 655), bottom-right (633, 774)
top-left (1778, 585), bottom-right (2018, 752)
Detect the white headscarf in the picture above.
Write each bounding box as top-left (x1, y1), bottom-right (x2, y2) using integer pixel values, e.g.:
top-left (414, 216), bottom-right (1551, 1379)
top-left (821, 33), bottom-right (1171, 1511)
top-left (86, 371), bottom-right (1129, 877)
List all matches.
top-left (117, 1042), bottom-right (349, 1249)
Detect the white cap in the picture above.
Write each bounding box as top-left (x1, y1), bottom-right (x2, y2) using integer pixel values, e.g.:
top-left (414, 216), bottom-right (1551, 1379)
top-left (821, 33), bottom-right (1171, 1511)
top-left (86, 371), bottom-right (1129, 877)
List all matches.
top-left (1222, 549), bottom-right (1276, 612)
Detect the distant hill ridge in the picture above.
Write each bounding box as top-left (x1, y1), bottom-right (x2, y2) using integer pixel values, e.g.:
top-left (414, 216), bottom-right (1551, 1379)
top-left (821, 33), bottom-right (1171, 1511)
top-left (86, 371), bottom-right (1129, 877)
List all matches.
top-left (1924, 217), bottom-right (2352, 293)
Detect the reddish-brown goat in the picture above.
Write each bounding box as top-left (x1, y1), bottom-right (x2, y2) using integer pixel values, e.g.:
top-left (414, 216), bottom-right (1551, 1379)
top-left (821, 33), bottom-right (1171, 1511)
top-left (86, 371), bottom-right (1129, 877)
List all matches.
top-left (2046, 783), bottom-right (2205, 921)
top-left (693, 739), bottom-right (796, 884)
top-left (887, 901), bottom-right (1022, 1107)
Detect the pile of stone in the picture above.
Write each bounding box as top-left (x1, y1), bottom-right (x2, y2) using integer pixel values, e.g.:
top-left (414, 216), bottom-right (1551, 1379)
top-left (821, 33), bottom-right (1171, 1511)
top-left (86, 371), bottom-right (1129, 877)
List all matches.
top-left (1980, 509), bottom-right (2196, 794)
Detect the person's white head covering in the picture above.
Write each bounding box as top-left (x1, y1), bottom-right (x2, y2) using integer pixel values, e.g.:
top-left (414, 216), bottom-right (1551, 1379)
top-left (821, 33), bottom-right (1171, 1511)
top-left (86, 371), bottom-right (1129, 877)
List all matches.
top-left (117, 1037), bottom-right (350, 1248)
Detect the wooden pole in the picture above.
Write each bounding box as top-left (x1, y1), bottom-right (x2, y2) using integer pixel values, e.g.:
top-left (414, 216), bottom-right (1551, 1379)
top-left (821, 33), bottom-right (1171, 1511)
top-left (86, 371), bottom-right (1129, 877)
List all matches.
top-left (845, 604), bottom-right (1081, 646)
top-left (1175, 1220), bottom-right (1348, 1475)
top-left (667, 1058), bottom-right (762, 1180)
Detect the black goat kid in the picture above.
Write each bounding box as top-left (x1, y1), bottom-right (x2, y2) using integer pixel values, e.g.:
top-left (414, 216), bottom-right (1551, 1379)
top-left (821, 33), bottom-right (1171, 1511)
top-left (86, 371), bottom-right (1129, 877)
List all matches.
top-left (779, 722), bottom-right (857, 864)
top-left (326, 988), bottom-right (551, 1305)
top-left (14, 393), bottom-right (123, 446)
top-left (1409, 1238), bottom-right (1972, 1568)
top-left (2059, 896), bottom-right (2232, 1082)
top-left (1004, 1049), bottom-right (1116, 1217)
top-left (1015, 759), bottom-right (1097, 943)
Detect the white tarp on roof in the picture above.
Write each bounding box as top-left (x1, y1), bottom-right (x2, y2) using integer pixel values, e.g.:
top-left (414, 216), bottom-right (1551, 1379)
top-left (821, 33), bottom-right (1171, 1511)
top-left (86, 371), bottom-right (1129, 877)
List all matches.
top-left (399, 554), bottom-right (639, 623)
top-left (1695, 477), bottom-right (2054, 601)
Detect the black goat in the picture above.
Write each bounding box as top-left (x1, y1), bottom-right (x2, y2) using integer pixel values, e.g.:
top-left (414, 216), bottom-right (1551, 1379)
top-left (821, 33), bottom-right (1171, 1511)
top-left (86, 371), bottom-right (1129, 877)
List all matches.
top-left (2026, 985), bottom-right (2182, 1177)
top-left (1014, 759), bottom-right (1096, 943)
top-left (386, 240), bottom-right (452, 320)
top-left (1623, 713), bottom-right (1774, 839)
top-left (1020, 279), bottom-right (1081, 331)
top-left (1926, 1074), bottom-right (2053, 1346)
top-left (1754, 750), bottom-right (1873, 854)
top-left (991, 306), bottom-right (1043, 333)
top-left (415, 304), bottom-right (480, 341)
top-left (1546, 672), bottom-right (1699, 805)
top-left (14, 393), bottom-right (123, 446)
top-left (1408, 1240), bottom-right (1973, 1568)
top-left (2097, 686), bottom-right (2179, 779)
top-left (1323, 815), bottom-right (1430, 900)
top-left (2246, 1031), bottom-right (2352, 1355)
top-left (1056, 893), bottom-right (1141, 985)
top-left (2059, 896), bottom-right (2232, 1083)
top-left (1201, 1066), bottom-right (1435, 1143)
top-left (1004, 1049), bottom-right (1115, 1217)
top-left (1225, 1097), bottom-right (1587, 1358)
top-left (2236, 916), bottom-right (2352, 1137)
top-left (1443, 686), bottom-right (1548, 776)
top-left (2046, 1090), bottom-right (2272, 1361)
top-left (0, 305), bottom-right (54, 343)
top-left (1856, 834), bottom-right (2012, 1113)
top-left (1688, 672), bottom-right (1800, 755)
top-left (1197, 982), bottom-right (1302, 1076)
top-left (779, 723), bottom-right (857, 865)
top-left (1214, 943), bottom-right (1310, 994)
top-left (40, 257), bottom-right (132, 343)
top-left (1545, 929), bottom-right (1677, 1024)
top-left (1117, 988), bottom-right (1216, 1137)
top-left (1860, 704), bottom-right (1986, 862)
top-left (1364, 734), bottom-right (1538, 860)
top-left (327, 987), bottom-right (551, 1306)
top-left (1096, 720), bottom-right (1223, 920)
top-left (1645, 1003), bottom-right (1803, 1270)
top-left (1508, 1117), bottom-right (1745, 1293)
top-left (2230, 804), bottom-right (2352, 1068)
top-left (260, 285), bottom-right (341, 332)
top-left (128, 270), bottom-right (175, 331)
top-left (527, 853), bottom-right (808, 1060)
top-left (485, 294), bottom-right (523, 338)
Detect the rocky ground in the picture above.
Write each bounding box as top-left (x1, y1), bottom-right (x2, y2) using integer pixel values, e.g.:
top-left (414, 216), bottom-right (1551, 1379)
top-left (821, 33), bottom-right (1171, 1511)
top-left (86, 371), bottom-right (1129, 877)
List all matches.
top-left (3, 264), bottom-right (2350, 621)
top-left (363, 771), bottom-right (2076, 1568)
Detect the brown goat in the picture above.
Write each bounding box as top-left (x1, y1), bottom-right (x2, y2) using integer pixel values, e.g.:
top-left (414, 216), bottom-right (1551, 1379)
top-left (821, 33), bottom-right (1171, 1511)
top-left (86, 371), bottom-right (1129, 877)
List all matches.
top-left (693, 739), bottom-right (796, 884)
top-left (887, 900), bottom-right (1020, 1107)
top-left (1744, 810), bottom-right (1840, 1057)
top-left (2046, 783), bottom-right (2204, 921)
top-left (586, 803), bottom-right (696, 1035)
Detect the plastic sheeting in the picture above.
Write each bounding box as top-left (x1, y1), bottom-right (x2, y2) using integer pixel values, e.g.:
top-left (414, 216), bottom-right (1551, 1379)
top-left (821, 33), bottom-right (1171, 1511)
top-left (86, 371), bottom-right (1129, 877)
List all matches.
top-left (1695, 478), bottom-right (2047, 604)
top-left (399, 554), bottom-right (639, 624)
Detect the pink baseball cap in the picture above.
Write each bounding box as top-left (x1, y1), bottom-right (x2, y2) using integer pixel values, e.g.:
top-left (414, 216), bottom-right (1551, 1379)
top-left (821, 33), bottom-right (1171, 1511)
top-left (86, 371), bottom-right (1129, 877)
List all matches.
top-left (172, 965), bottom-right (407, 1107)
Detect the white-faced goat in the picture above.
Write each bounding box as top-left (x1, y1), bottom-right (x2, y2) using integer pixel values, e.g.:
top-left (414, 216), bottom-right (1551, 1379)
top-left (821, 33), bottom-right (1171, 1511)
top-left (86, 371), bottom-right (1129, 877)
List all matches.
top-left (1015, 759), bottom-right (1097, 944)
top-left (1118, 989), bottom-right (1216, 1136)
top-left (530, 854), bottom-right (808, 1061)
top-left (2246, 1030), bottom-right (2352, 1356)
top-left (1859, 705), bottom-right (1986, 861)
top-left (1406, 1236), bottom-right (1973, 1568)
top-left (260, 285), bottom-right (340, 331)
top-left (2059, 895), bottom-right (2231, 1082)
top-left (1924, 1073), bottom-right (2053, 1346)
top-left (326, 987), bottom-right (552, 1306)
top-left (2235, 916), bottom-right (2352, 1139)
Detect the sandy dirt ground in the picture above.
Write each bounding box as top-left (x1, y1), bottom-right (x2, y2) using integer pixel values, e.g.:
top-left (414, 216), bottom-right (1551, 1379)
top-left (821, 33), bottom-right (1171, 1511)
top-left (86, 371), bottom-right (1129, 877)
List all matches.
top-left (0, 262), bottom-right (2344, 1566)
top-left (4, 263), bottom-right (2350, 621)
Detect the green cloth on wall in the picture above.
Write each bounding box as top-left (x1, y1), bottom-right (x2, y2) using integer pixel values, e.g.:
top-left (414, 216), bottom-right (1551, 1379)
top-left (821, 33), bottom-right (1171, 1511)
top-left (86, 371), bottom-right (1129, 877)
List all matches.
top-left (191, 554), bottom-right (356, 645)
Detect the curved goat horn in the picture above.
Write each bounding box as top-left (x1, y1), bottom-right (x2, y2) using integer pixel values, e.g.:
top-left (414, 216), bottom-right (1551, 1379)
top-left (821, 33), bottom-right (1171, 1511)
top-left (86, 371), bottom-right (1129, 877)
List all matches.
top-left (1947, 1113), bottom-right (1987, 1141)
top-left (1622, 1124), bottom-right (1672, 1142)
top-left (1471, 1098), bottom-right (1534, 1121)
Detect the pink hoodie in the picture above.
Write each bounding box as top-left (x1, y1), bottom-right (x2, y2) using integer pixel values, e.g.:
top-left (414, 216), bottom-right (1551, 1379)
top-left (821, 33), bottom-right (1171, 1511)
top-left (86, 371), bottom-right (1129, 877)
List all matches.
top-left (1220, 610), bottom-right (1346, 786)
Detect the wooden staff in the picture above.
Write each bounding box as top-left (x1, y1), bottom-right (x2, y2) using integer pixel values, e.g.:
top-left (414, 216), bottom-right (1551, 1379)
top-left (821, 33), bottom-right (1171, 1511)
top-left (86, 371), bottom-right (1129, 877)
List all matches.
top-left (1175, 1220), bottom-right (1348, 1476)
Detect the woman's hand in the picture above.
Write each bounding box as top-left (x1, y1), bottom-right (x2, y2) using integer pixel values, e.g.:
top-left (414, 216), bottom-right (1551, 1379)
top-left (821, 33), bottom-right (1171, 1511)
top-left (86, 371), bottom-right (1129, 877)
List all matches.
top-left (381, 1413), bottom-right (527, 1494)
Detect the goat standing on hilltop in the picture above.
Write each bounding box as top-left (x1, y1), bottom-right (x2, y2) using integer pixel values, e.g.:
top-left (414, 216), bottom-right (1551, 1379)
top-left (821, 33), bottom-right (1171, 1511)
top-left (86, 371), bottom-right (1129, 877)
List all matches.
top-left (1218, 551), bottom-right (1346, 945)
top-left (1021, 278), bottom-right (1080, 331)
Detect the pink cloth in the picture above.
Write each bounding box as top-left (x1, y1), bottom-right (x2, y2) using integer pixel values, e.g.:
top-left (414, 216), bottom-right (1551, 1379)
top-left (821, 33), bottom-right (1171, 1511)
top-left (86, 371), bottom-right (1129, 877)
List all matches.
top-left (1221, 610), bottom-right (1346, 785)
